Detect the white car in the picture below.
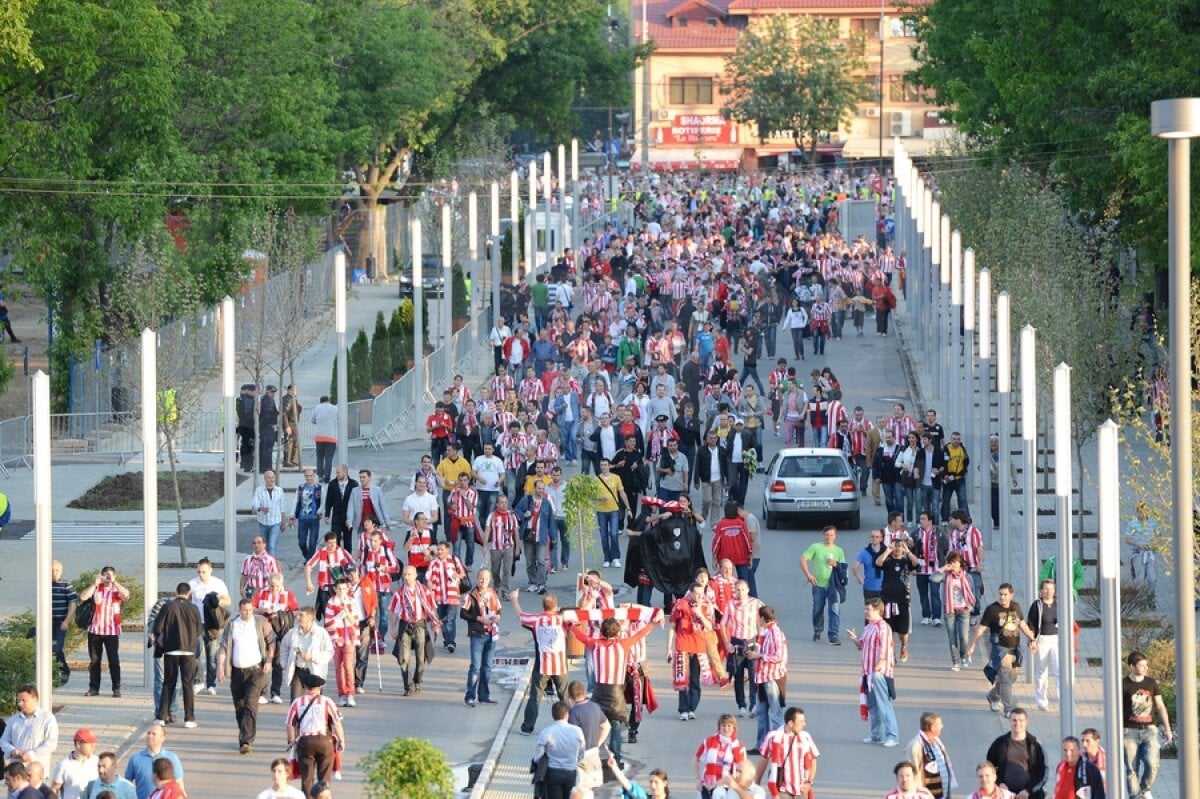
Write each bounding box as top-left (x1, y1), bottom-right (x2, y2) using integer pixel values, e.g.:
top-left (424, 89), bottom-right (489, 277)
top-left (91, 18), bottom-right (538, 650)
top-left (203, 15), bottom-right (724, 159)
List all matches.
top-left (761, 447), bottom-right (861, 530)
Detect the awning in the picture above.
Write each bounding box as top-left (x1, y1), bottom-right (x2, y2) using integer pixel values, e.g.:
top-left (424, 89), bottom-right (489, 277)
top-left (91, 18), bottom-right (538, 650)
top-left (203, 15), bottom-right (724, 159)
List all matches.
top-left (630, 148), bottom-right (743, 171)
top-left (839, 136), bottom-right (940, 159)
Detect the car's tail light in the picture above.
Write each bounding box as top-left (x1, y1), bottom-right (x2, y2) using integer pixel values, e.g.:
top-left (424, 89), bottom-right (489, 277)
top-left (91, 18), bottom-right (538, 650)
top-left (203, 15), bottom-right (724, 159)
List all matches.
top-left (770, 480), bottom-right (787, 493)
top-left (840, 480), bottom-right (856, 493)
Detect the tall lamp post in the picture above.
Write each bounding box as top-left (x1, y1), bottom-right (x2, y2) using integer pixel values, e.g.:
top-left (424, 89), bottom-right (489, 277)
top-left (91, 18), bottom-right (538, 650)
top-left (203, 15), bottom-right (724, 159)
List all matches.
top-left (221, 297), bottom-right (236, 581)
top-left (334, 252), bottom-right (348, 464)
top-left (1052, 363), bottom-right (1075, 738)
top-left (977, 269), bottom-right (993, 550)
top-left (1149, 96), bottom-right (1200, 799)
top-left (141, 329), bottom-right (158, 688)
top-left (1096, 419), bottom-right (1124, 798)
top-left (996, 292), bottom-right (1012, 579)
top-left (1020, 323), bottom-right (1038, 682)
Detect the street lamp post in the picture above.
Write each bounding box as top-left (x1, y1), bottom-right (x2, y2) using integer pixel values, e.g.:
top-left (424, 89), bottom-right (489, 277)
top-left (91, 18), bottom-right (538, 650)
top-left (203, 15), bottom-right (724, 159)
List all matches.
top-left (950, 230), bottom-right (962, 433)
top-left (510, 170), bottom-right (520, 287)
top-left (32, 370), bottom-right (51, 704)
top-left (411, 220), bottom-right (426, 404)
top-left (977, 269), bottom-right (992, 550)
top-left (221, 296), bottom-right (237, 581)
top-left (963, 249), bottom-right (978, 508)
top-left (1053, 363), bottom-right (1075, 738)
top-left (334, 252), bottom-right (348, 464)
top-left (490, 181), bottom-right (501, 329)
top-left (1020, 323), bottom-right (1038, 682)
top-left (1096, 419), bottom-right (1124, 798)
top-left (1149, 96), bottom-right (1200, 799)
top-left (570, 139), bottom-right (580, 252)
top-left (141, 329), bottom-right (158, 689)
top-left (442, 203), bottom-right (453, 381)
top-left (996, 292), bottom-right (1013, 580)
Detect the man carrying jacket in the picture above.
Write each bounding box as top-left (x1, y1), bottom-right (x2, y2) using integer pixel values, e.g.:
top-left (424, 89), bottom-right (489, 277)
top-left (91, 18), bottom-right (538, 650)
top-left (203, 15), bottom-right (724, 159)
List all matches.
top-left (152, 584), bottom-right (202, 728)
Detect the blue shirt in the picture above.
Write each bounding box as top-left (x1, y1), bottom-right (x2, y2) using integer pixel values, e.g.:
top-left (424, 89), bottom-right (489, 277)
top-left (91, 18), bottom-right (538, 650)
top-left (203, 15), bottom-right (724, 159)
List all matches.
top-left (125, 748), bottom-right (184, 799)
top-left (857, 545), bottom-right (884, 592)
top-left (84, 777), bottom-right (137, 799)
top-left (534, 720), bottom-right (585, 771)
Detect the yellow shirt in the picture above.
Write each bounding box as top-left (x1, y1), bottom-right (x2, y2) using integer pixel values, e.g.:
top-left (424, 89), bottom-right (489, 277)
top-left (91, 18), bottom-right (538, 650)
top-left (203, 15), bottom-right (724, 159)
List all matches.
top-left (437, 457), bottom-right (473, 487)
top-left (596, 474), bottom-right (625, 513)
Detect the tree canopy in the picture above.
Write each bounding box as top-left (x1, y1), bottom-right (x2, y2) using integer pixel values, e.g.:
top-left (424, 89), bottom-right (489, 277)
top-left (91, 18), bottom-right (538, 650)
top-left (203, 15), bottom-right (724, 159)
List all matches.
top-left (909, 0), bottom-right (1200, 274)
top-left (0, 0), bottom-right (637, 406)
top-left (721, 14), bottom-right (869, 158)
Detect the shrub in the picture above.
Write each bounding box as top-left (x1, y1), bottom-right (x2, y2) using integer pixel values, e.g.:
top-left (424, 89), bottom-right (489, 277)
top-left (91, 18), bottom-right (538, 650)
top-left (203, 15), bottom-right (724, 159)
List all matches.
top-left (349, 329), bottom-right (371, 400)
top-left (0, 635), bottom-right (35, 714)
top-left (360, 737), bottom-right (455, 799)
top-left (370, 311), bottom-right (391, 384)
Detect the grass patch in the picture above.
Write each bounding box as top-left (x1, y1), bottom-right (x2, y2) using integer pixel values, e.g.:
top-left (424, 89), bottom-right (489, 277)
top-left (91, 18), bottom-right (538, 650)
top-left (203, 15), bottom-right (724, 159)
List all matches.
top-left (68, 470), bottom-right (246, 511)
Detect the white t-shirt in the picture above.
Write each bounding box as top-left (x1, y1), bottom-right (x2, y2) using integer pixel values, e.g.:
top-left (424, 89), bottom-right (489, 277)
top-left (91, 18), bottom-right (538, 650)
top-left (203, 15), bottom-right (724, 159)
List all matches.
top-left (713, 785), bottom-right (766, 799)
top-left (402, 491), bottom-right (440, 526)
top-left (52, 753), bottom-right (99, 799)
top-left (255, 788), bottom-right (306, 799)
top-left (472, 455), bottom-right (504, 492)
top-left (188, 575), bottom-right (230, 615)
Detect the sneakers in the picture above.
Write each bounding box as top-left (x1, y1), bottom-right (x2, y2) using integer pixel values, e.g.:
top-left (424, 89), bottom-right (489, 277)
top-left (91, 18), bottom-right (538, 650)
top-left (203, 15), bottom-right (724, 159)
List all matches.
top-left (270, 695), bottom-right (283, 704)
top-left (465, 699), bottom-right (477, 708)
top-left (882, 739), bottom-right (899, 748)
top-left (812, 633), bottom-right (821, 642)
top-left (900, 647), bottom-right (909, 663)
top-left (989, 699), bottom-right (1002, 713)
top-left (862, 737), bottom-right (880, 744)
top-left (1036, 701), bottom-right (1049, 710)
top-left (239, 743), bottom-right (252, 754)
top-left (603, 561), bottom-right (612, 569)
top-left (447, 644), bottom-right (456, 654)
top-left (920, 618), bottom-right (931, 626)
top-left (737, 707), bottom-right (747, 718)
top-left (207, 687), bottom-right (217, 696)
top-left (680, 712), bottom-right (689, 721)
top-left (193, 682), bottom-right (205, 694)
top-left (258, 695), bottom-right (268, 705)
top-left (480, 698), bottom-right (498, 705)
top-left (347, 696), bottom-right (356, 707)
top-left (961, 659), bottom-right (970, 669)
top-left (830, 638), bottom-right (841, 646)
top-left (612, 559), bottom-right (622, 568)
top-left (951, 664), bottom-right (961, 672)
top-left (688, 711), bottom-right (696, 720)
top-left (85, 690), bottom-right (99, 697)
top-left (357, 687), bottom-right (367, 694)
top-left (333, 772), bottom-right (343, 781)
top-left (112, 689), bottom-right (122, 698)
top-left (339, 697), bottom-right (349, 707)
top-left (932, 619), bottom-right (943, 627)
top-left (184, 721), bottom-right (199, 729)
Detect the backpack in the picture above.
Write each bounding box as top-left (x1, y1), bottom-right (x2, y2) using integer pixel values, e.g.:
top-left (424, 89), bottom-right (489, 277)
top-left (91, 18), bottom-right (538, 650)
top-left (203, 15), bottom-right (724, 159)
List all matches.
top-left (75, 598), bottom-right (95, 629)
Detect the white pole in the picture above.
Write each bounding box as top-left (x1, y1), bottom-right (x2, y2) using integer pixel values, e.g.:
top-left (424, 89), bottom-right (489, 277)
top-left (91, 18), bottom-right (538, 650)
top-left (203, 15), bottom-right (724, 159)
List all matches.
top-left (334, 252), bottom-right (348, 464)
top-left (929, 199), bottom-right (942, 396)
top-left (1020, 323), bottom-right (1038, 680)
top-left (442, 203), bottom-right (454, 382)
top-left (510, 170), bottom-right (520, 286)
top-left (996, 292), bottom-right (1012, 580)
top-left (141, 329), bottom-right (158, 689)
top-left (1096, 419), bottom-right (1124, 798)
top-left (412, 220), bottom-right (427, 401)
top-left (557, 144), bottom-right (567, 261)
top-left (222, 297), bottom-right (236, 581)
top-left (571, 139), bottom-right (580, 251)
top-left (527, 161), bottom-right (537, 279)
top-left (949, 230), bottom-right (962, 435)
top-left (1053, 363), bottom-right (1075, 736)
top-left (33, 371), bottom-right (52, 705)
top-left (939, 213), bottom-right (951, 417)
top-left (468, 191), bottom-right (479, 316)
top-left (542, 151), bottom-right (552, 270)
top-left (491, 181), bottom-right (501, 326)
top-left (963, 248), bottom-right (977, 508)
top-left (978, 268), bottom-right (993, 550)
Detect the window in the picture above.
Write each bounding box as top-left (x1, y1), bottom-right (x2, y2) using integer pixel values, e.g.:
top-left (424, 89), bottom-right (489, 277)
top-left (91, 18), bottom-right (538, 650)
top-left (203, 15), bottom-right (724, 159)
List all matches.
top-left (669, 77), bottom-right (714, 105)
top-left (864, 76), bottom-right (881, 104)
top-left (850, 17), bottom-right (881, 37)
top-left (888, 76), bottom-right (923, 103)
top-left (677, 17), bottom-right (687, 26)
top-left (890, 17), bottom-right (918, 37)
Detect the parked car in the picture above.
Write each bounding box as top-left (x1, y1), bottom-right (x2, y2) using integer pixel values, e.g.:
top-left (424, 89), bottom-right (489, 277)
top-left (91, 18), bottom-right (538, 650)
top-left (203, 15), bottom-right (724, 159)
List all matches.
top-left (761, 447), bottom-right (860, 530)
top-left (397, 254), bottom-right (446, 298)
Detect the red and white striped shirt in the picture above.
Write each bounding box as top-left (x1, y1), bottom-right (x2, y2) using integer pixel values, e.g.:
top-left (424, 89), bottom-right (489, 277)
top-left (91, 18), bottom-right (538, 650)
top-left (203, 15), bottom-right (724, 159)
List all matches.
top-left (406, 528), bottom-right (433, 568)
top-left (942, 569), bottom-right (978, 614)
top-left (826, 400), bottom-right (848, 430)
top-left (860, 618), bottom-right (895, 679)
top-left (426, 555), bottom-right (467, 606)
top-left (950, 525), bottom-right (984, 571)
top-left (285, 694), bottom-right (340, 737)
top-left (695, 734), bottom-right (746, 786)
top-left (755, 621), bottom-right (788, 683)
top-left (567, 621), bottom-right (654, 685)
top-left (490, 374), bottom-right (514, 402)
top-left (647, 426), bottom-right (677, 462)
top-left (88, 585), bottom-right (124, 636)
top-left (534, 440), bottom-right (559, 471)
top-left (762, 728), bottom-right (820, 797)
top-left (252, 587), bottom-right (299, 616)
top-left (499, 432), bottom-right (528, 470)
top-left (359, 544), bottom-right (400, 594)
top-left (847, 417), bottom-right (874, 457)
top-left (389, 582), bottom-right (438, 622)
top-left (448, 486), bottom-right (479, 521)
top-left (710, 575), bottom-right (737, 616)
top-left (486, 508), bottom-right (519, 550)
top-left (519, 378), bottom-right (544, 406)
top-left (307, 547), bottom-right (355, 589)
top-left (519, 611), bottom-right (569, 676)
top-left (357, 528), bottom-right (396, 557)
top-left (885, 414), bottom-right (916, 442)
top-left (721, 597), bottom-right (763, 642)
top-left (241, 552), bottom-right (282, 592)
top-left (322, 594), bottom-right (359, 647)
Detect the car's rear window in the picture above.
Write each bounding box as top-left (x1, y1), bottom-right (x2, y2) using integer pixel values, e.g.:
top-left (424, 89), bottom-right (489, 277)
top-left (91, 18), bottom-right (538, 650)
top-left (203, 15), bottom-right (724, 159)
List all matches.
top-left (777, 456), bottom-right (849, 478)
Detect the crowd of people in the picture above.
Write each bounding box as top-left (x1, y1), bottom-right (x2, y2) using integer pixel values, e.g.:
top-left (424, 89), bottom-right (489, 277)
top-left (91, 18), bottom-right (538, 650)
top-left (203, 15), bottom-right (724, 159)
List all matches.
top-left (24, 168), bottom-right (1173, 799)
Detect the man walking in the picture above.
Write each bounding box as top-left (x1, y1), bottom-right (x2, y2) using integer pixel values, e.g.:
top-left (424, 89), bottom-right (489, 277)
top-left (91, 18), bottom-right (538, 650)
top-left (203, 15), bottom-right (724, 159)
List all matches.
top-left (847, 598), bottom-right (898, 748)
top-left (189, 558), bottom-right (231, 696)
top-left (152, 583), bottom-right (201, 728)
top-left (800, 526), bottom-right (846, 645)
top-left (966, 583), bottom-right (1038, 716)
top-left (1122, 650), bottom-right (1173, 799)
top-left (51, 561), bottom-right (78, 683)
top-left (758, 707), bottom-right (820, 799)
top-left (747, 605), bottom-right (787, 754)
top-left (906, 712), bottom-right (956, 799)
top-left (251, 472), bottom-right (289, 558)
top-left (512, 589), bottom-right (570, 735)
top-left (285, 674), bottom-right (345, 796)
top-left (216, 599), bottom-right (275, 754)
top-left (0, 684), bottom-right (59, 773)
top-left (388, 566), bottom-right (441, 695)
top-left (985, 709), bottom-right (1048, 799)
top-left (309, 396), bottom-right (338, 483)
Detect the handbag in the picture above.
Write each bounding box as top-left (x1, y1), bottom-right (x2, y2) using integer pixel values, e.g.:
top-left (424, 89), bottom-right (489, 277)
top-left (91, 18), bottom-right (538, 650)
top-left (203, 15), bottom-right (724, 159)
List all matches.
top-left (598, 474), bottom-right (626, 515)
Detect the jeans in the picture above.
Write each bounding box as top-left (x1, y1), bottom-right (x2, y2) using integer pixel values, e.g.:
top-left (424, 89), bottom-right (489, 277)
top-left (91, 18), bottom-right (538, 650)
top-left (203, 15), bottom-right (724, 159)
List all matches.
top-left (1124, 725), bottom-right (1162, 798)
top-left (437, 603), bottom-right (458, 648)
top-left (196, 635), bottom-right (220, 689)
top-left (811, 427), bottom-right (829, 448)
top-left (53, 626), bottom-right (69, 679)
top-left (728, 641), bottom-right (756, 712)
top-left (968, 571), bottom-right (984, 618)
top-left (990, 481), bottom-right (1001, 527)
top-left (755, 678), bottom-right (784, 749)
top-left (581, 449), bottom-right (600, 475)
top-left (597, 511), bottom-right (621, 562)
top-left (558, 419), bottom-right (578, 461)
top-left (915, 574), bottom-right (943, 621)
top-left (259, 522), bottom-right (281, 558)
top-left (740, 366), bottom-right (765, 394)
top-left (850, 454), bottom-right (869, 494)
top-left (88, 633), bottom-right (120, 692)
top-left (812, 328), bottom-right (826, 355)
top-left (555, 518), bottom-right (570, 569)
top-left (475, 491), bottom-right (498, 533)
top-left (945, 610), bottom-right (970, 664)
top-left (230, 665), bottom-right (268, 745)
top-left (608, 720), bottom-right (625, 763)
top-left (811, 584), bottom-right (841, 640)
top-left (941, 478), bottom-right (969, 521)
top-left (544, 768), bottom-right (577, 799)
top-left (986, 648), bottom-right (1018, 711)
top-left (297, 519), bottom-right (321, 562)
top-left (521, 671), bottom-right (568, 733)
top-left (832, 310), bottom-right (846, 339)
top-left (904, 484), bottom-right (921, 524)
top-left (676, 653), bottom-right (702, 714)
top-left (789, 328), bottom-right (806, 359)
top-left (865, 672), bottom-right (898, 743)
top-left (883, 482), bottom-right (904, 515)
top-left (763, 325), bottom-right (777, 357)
top-left (523, 540), bottom-right (548, 587)
top-left (465, 634), bottom-right (494, 702)
top-left (155, 654), bottom-right (187, 720)
top-left (919, 485), bottom-right (938, 523)
top-left (314, 441), bottom-right (336, 483)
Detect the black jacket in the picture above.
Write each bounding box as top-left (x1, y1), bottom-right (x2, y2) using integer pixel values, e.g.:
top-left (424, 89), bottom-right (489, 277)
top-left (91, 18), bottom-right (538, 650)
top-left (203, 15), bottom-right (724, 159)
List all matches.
top-left (153, 596), bottom-right (202, 654)
top-left (986, 732), bottom-right (1048, 799)
top-left (673, 414), bottom-right (703, 449)
top-left (258, 395), bottom-right (279, 431)
top-left (872, 443), bottom-right (903, 484)
top-left (324, 477), bottom-right (359, 527)
top-left (693, 444), bottom-right (729, 487)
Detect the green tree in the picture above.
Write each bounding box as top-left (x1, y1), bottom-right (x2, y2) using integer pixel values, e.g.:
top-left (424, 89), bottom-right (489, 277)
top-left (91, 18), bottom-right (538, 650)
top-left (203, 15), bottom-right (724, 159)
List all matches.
top-left (909, 0), bottom-right (1200, 275)
top-left (349, 330), bottom-right (370, 401)
top-left (369, 311), bottom-right (391, 384)
top-left (721, 15), bottom-right (869, 159)
top-left (361, 737), bottom-right (453, 799)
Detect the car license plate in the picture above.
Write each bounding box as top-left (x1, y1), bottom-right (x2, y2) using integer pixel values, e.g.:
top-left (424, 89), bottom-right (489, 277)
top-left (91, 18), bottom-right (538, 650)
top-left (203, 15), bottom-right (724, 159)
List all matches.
top-left (798, 499), bottom-right (831, 508)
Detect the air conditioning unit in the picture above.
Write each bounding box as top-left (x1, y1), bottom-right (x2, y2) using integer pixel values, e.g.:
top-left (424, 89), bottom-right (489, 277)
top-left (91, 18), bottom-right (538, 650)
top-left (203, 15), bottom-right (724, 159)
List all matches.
top-left (863, 107), bottom-right (880, 118)
top-left (656, 108), bottom-right (671, 121)
top-left (889, 110), bottom-right (911, 137)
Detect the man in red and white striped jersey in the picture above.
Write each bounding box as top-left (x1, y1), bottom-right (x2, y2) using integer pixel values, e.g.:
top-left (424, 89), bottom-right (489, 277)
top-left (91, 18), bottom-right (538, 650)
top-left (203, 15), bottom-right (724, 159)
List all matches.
top-left (847, 598), bottom-right (900, 746)
top-left (948, 510), bottom-right (985, 623)
top-left (721, 579), bottom-right (763, 719)
top-left (758, 706), bottom-right (820, 799)
top-left (885, 403), bottom-right (917, 443)
top-left (304, 532), bottom-right (354, 621)
top-left (426, 541), bottom-right (467, 654)
top-left (748, 605), bottom-right (788, 752)
top-left (489, 366), bottom-right (514, 403)
top-left (484, 494), bottom-right (519, 595)
top-left (239, 535), bottom-right (282, 600)
top-left (511, 589), bottom-right (570, 735)
top-left (447, 473), bottom-right (480, 568)
top-left (359, 527), bottom-right (399, 648)
top-left (253, 571), bottom-right (299, 703)
top-left (518, 367), bottom-right (544, 408)
top-left (284, 672), bottom-right (345, 795)
top-left (387, 566), bottom-right (441, 696)
top-left (79, 565), bottom-right (131, 697)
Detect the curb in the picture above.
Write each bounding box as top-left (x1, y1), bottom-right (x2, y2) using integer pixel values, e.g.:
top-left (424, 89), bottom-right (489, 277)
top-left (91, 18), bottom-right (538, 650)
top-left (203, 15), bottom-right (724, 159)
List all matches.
top-left (469, 658), bottom-right (534, 799)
